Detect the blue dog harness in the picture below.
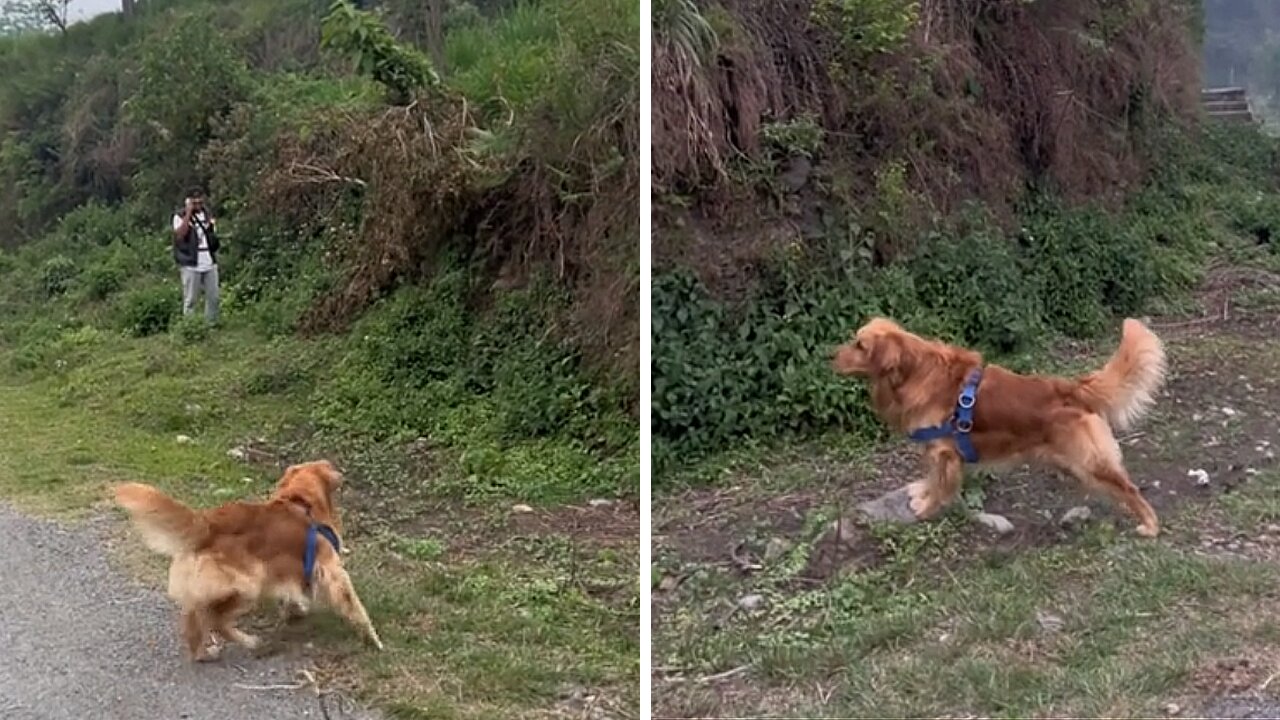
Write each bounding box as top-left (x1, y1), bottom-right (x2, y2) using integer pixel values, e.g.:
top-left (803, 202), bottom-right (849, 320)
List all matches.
top-left (907, 368), bottom-right (984, 463)
top-left (302, 522), bottom-right (341, 589)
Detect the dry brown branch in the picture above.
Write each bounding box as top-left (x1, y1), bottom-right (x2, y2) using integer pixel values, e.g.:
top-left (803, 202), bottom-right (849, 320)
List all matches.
top-left (286, 161), bottom-right (367, 187)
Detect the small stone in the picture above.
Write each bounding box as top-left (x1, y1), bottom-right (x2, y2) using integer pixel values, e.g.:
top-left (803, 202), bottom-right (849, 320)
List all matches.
top-left (974, 512), bottom-right (1015, 535)
top-left (657, 575), bottom-right (680, 592)
top-left (858, 486), bottom-right (919, 524)
top-left (175, 434), bottom-right (193, 445)
top-left (1222, 407), bottom-right (1238, 417)
top-left (1227, 541), bottom-right (1241, 551)
top-left (511, 504), bottom-right (535, 513)
top-left (184, 403), bottom-right (202, 414)
top-left (1036, 610), bottom-right (1065, 633)
top-left (227, 447), bottom-right (248, 461)
top-left (737, 594), bottom-right (766, 612)
top-left (241, 477), bottom-right (253, 483)
top-left (1060, 506), bottom-right (1092, 526)
top-left (1188, 468), bottom-right (1211, 486)
top-left (1164, 702), bottom-right (1181, 716)
top-left (764, 537), bottom-right (793, 562)
top-left (830, 517), bottom-right (861, 544)
top-left (587, 498), bottom-right (614, 508)
top-left (778, 156), bottom-right (812, 193)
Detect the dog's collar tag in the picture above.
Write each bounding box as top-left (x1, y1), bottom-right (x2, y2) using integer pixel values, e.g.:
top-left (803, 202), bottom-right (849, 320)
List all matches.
top-left (303, 522), bottom-right (341, 588)
top-left (907, 368), bottom-right (984, 462)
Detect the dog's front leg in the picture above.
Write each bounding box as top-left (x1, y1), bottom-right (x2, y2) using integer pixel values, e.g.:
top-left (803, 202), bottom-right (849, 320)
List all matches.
top-left (907, 445), bottom-right (963, 519)
top-left (278, 598), bottom-right (309, 623)
top-left (316, 565), bottom-right (384, 650)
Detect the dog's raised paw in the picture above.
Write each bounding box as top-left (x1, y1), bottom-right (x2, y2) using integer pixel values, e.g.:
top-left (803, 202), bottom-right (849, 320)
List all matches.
top-left (906, 481), bottom-right (937, 519)
top-left (194, 643), bottom-right (223, 663)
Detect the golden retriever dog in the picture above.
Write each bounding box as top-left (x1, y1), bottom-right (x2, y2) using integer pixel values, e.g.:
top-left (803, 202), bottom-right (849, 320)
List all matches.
top-left (114, 460), bottom-right (383, 661)
top-left (270, 460), bottom-right (344, 535)
top-left (268, 460), bottom-right (347, 621)
top-left (832, 317), bottom-right (1166, 537)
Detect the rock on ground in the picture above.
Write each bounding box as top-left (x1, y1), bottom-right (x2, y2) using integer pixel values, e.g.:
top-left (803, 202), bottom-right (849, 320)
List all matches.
top-left (858, 486), bottom-right (919, 524)
top-left (974, 512), bottom-right (1015, 535)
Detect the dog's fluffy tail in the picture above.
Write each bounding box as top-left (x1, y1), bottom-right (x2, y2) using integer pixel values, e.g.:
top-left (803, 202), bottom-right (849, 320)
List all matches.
top-left (113, 483), bottom-right (209, 557)
top-left (1074, 318), bottom-right (1166, 431)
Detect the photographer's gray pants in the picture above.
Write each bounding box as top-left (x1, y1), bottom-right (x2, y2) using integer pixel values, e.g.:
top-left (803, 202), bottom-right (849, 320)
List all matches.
top-left (180, 266), bottom-right (220, 323)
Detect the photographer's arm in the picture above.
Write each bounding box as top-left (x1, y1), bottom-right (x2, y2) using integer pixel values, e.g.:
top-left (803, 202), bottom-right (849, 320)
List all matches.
top-left (173, 199), bottom-right (194, 241)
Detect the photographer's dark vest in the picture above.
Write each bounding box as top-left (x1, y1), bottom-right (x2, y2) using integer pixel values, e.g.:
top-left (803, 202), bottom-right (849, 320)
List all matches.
top-left (173, 209), bottom-right (220, 267)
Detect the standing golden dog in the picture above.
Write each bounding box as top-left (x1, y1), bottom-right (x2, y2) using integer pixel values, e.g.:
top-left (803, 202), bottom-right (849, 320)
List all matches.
top-left (114, 460), bottom-right (383, 661)
top-left (832, 318), bottom-right (1166, 537)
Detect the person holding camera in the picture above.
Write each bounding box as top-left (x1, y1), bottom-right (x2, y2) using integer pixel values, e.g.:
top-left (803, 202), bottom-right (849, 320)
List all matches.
top-left (172, 188), bottom-right (221, 324)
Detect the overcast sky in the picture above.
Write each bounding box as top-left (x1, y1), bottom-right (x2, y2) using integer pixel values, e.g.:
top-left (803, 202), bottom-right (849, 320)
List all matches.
top-left (69, 0), bottom-right (121, 21)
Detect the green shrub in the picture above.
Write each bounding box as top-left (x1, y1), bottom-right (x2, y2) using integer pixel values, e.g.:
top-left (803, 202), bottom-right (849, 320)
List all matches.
top-left (321, 0), bottom-right (438, 103)
top-left (39, 255), bottom-right (78, 296)
top-left (170, 314), bottom-right (210, 344)
top-left (83, 262), bottom-right (126, 301)
top-left (908, 217), bottom-right (1045, 351)
top-left (117, 284), bottom-right (176, 337)
top-left (762, 115), bottom-right (824, 159)
top-left (57, 202), bottom-right (134, 248)
top-left (811, 0), bottom-right (919, 59)
top-left (350, 273), bottom-right (470, 390)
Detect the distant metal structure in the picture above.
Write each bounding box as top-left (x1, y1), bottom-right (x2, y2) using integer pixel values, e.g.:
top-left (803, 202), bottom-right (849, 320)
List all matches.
top-left (1202, 86), bottom-right (1257, 123)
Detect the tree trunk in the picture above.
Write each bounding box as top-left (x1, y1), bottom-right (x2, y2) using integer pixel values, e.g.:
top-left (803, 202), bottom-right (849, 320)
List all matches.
top-left (122, 0), bottom-right (135, 17)
top-left (426, 0), bottom-right (446, 77)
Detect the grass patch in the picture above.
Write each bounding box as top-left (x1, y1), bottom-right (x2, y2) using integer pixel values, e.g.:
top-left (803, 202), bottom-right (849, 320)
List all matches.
top-left (656, 503), bottom-right (1278, 717)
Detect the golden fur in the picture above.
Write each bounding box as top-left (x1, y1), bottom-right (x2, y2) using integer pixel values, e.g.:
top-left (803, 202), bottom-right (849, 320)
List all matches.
top-left (113, 460), bottom-right (383, 661)
top-left (833, 317), bottom-right (1166, 537)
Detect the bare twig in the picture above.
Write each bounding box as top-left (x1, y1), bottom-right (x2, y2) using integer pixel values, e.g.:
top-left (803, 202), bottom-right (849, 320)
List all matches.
top-left (287, 161), bottom-right (368, 187)
top-left (697, 663), bottom-right (753, 684)
top-left (1150, 309), bottom-right (1225, 330)
top-left (233, 680), bottom-right (308, 692)
top-left (234, 668), bottom-right (317, 693)
top-left (729, 541), bottom-right (762, 573)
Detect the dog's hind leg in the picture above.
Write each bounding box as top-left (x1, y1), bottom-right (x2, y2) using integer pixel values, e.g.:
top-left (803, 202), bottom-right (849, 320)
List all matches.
top-left (209, 593), bottom-right (261, 650)
top-left (907, 444), bottom-right (964, 520)
top-left (181, 606), bottom-right (220, 662)
top-left (1055, 412), bottom-right (1160, 537)
top-left (316, 564), bottom-right (384, 650)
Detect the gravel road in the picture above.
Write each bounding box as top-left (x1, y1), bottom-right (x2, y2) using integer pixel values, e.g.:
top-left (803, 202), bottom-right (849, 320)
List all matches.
top-left (0, 504), bottom-right (377, 720)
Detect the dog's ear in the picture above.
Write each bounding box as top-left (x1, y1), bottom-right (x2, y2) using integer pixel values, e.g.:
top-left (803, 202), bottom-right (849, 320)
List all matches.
top-left (869, 331), bottom-right (920, 385)
top-left (867, 332), bottom-right (903, 373)
top-left (320, 461), bottom-right (344, 490)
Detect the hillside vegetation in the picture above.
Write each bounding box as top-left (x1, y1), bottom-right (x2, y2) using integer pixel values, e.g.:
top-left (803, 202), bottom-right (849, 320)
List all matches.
top-left (0, 0), bottom-right (639, 716)
top-left (651, 0), bottom-right (1280, 478)
top-left (0, 0), bottom-right (639, 501)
